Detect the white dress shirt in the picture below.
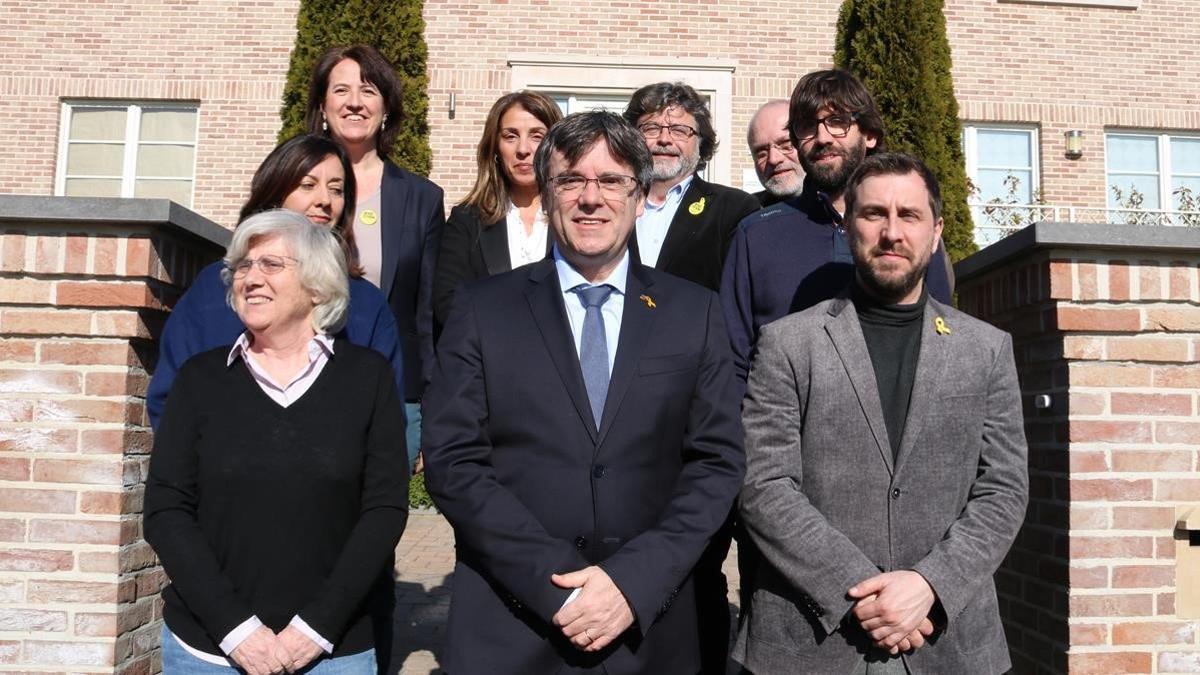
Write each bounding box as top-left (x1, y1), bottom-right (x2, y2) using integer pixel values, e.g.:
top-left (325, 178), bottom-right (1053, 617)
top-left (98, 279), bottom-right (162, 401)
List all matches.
top-left (634, 174), bottom-right (694, 268)
top-left (505, 201), bottom-right (549, 269)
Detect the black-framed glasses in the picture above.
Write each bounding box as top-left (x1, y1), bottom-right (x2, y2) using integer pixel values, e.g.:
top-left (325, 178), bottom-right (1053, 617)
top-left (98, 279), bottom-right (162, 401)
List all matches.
top-left (637, 122), bottom-right (698, 140)
top-left (752, 140), bottom-right (798, 162)
top-left (795, 112), bottom-right (859, 140)
top-left (230, 254), bottom-right (298, 277)
top-left (549, 174), bottom-right (638, 197)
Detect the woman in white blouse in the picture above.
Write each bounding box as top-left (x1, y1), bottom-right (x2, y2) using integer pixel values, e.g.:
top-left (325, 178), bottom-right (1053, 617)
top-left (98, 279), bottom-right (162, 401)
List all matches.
top-left (432, 90), bottom-right (564, 335)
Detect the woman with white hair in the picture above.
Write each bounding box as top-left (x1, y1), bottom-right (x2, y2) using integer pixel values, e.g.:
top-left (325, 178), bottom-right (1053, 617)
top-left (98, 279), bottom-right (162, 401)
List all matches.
top-left (145, 210), bottom-right (409, 675)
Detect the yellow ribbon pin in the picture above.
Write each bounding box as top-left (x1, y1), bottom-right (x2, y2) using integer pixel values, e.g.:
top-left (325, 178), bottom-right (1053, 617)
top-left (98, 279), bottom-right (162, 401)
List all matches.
top-left (934, 317), bottom-right (951, 335)
top-left (688, 197), bottom-right (706, 215)
top-left (639, 294), bottom-right (656, 309)
top-left (359, 209), bottom-right (379, 226)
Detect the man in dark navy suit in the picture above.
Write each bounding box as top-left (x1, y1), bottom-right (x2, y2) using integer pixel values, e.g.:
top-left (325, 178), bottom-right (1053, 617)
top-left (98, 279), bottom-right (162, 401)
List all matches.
top-left (423, 111), bottom-right (745, 675)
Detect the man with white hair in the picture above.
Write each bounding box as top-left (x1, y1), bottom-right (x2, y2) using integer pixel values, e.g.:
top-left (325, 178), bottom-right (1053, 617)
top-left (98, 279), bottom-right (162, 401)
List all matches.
top-left (747, 99), bottom-right (804, 206)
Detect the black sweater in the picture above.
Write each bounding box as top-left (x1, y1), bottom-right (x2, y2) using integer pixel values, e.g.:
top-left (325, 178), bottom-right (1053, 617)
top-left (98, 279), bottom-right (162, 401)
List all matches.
top-left (852, 284), bottom-right (926, 461)
top-left (145, 340), bottom-right (409, 657)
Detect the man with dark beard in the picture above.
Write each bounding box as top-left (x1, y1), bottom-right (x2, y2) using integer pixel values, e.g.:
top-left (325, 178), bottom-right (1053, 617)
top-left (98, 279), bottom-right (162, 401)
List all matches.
top-left (721, 70), bottom-right (954, 388)
top-left (734, 153), bottom-right (1026, 674)
top-left (623, 82), bottom-right (760, 293)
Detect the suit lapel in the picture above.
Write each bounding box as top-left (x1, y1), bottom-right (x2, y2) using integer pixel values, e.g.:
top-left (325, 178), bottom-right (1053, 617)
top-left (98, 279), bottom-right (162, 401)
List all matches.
top-left (478, 219), bottom-right (511, 276)
top-left (525, 260), bottom-right (599, 444)
top-left (823, 297), bottom-right (894, 475)
top-left (595, 264), bottom-right (656, 450)
top-left (893, 299), bottom-right (951, 473)
top-left (379, 162), bottom-right (406, 297)
top-left (655, 176), bottom-right (710, 271)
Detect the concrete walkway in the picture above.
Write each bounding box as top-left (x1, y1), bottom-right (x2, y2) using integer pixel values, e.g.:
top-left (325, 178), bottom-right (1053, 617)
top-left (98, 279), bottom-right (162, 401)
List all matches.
top-left (389, 511), bottom-right (742, 675)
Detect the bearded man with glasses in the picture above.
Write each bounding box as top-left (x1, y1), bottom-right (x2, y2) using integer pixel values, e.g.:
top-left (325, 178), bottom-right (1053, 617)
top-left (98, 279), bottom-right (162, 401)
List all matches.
top-left (722, 69), bottom-right (956, 394)
top-left (422, 111), bottom-right (744, 675)
top-left (622, 82), bottom-right (761, 295)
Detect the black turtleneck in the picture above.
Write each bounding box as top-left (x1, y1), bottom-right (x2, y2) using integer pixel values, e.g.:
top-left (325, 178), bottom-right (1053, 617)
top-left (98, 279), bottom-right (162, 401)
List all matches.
top-left (852, 282), bottom-right (926, 460)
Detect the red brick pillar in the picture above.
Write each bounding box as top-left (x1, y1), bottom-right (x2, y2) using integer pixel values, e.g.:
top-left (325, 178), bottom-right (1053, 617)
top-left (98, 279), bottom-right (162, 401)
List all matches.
top-left (0, 196), bottom-right (227, 673)
top-left (956, 222), bottom-right (1200, 675)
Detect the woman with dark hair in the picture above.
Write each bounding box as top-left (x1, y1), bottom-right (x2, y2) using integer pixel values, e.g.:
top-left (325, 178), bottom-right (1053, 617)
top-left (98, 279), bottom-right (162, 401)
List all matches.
top-left (432, 90), bottom-right (562, 331)
top-left (146, 133), bottom-right (405, 429)
top-left (306, 44), bottom-right (444, 471)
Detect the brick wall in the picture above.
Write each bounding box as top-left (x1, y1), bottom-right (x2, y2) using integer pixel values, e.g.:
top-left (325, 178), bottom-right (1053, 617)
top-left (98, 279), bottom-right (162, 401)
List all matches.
top-left (0, 1), bottom-right (1196, 227)
top-left (0, 197), bottom-right (227, 672)
top-left (956, 223), bottom-right (1200, 674)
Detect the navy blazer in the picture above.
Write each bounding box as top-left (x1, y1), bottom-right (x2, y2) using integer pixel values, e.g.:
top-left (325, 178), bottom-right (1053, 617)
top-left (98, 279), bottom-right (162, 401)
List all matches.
top-left (378, 161), bottom-right (445, 400)
top-left (422, 256), bottom-right (745, 674)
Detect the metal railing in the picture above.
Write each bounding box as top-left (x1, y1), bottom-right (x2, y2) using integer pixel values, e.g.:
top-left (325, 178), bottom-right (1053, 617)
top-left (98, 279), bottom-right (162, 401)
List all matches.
top-left (969, 202), bottom-right (1200, 247)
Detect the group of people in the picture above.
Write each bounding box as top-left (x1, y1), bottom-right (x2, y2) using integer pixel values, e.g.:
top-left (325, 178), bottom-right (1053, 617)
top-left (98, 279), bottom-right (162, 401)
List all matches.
top-left (143, 42), bottom-right (1029, 675)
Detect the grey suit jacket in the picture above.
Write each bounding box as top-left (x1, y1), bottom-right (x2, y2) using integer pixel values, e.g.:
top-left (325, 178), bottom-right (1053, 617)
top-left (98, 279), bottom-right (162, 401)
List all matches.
top-left (735, 293), bottom-right (1028, 675)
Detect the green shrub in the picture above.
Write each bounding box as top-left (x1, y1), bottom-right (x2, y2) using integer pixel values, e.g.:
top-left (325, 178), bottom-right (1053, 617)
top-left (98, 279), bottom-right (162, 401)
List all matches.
top-left (278, 0), bottom-right (432, 176)
top-left (408, 471), bottom-right (435, 510)
top-left (835, 0), bottom-right (976, 261)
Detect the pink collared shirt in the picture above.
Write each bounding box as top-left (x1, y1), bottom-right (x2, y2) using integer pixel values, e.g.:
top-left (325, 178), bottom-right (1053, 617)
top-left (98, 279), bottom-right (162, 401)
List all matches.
top-left (226, 332), bottom-right (335, 408)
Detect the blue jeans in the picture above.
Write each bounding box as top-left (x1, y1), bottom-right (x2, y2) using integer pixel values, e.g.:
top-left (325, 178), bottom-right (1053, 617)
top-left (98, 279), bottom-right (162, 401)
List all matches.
top-left (404, 401), bottom-right (422, 470)
top-left (161, 626), bottom-right (376, 674)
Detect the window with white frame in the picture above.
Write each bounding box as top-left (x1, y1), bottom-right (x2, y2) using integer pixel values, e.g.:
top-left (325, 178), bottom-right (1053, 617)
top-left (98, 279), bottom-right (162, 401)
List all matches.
top-left (508, 56), bottom-right (734, 185)
top-left (962, 124), bottom-right (1039, 245)
top-left (57, 101), bottom-right (199, 208)
top-left (1106, 131), bottom-right (1200, 212)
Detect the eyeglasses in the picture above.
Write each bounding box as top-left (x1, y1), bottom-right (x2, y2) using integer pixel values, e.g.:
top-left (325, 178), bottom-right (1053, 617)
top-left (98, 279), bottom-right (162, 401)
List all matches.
top-left (550, 174), bottom-right (638, 198)
top-left (637, 122), bottom-right (698, 140)
top-left (795, 112), bottom-right (860, 140)
top-left (230, 254), bottom-right (298, 277)
top-left (752, 140), bottom-right (798, 162)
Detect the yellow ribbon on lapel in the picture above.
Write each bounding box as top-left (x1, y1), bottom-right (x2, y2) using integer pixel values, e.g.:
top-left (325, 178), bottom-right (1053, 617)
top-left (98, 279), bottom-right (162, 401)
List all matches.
top-left (688, 197), bottom-right (706, 215)
top-left (639, 294), bottom-right (656, 309)
top-left (934, 317), bottom-right (951, 335)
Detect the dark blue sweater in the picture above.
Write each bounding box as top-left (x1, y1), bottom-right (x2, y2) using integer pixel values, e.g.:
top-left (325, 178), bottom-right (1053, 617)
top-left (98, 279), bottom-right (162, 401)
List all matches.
top-left (146, 261), bottom-right (405, 430)
top-left (720, 183), bottom-right (953, 388)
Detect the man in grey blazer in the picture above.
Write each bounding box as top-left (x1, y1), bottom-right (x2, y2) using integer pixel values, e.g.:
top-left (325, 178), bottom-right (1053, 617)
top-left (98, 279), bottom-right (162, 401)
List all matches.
top-left (736, 153), bottom-right (1027, 674)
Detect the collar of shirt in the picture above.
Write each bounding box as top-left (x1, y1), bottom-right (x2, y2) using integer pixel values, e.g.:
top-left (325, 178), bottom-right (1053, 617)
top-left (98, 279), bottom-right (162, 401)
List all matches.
top-left (227, 333), bottom-right (335, 406)
top-left (796, 178), bottom-right (844, 228)
top-left (553, 244), bottom-right (628, 375)
top-left (505, 200), bottom-right (549, 268)
top-left (637, 173), bottom-right (695, 267)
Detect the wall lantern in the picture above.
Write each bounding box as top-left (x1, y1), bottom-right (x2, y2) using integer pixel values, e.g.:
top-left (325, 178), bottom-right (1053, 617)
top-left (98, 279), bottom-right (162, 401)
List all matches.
top-left (1064, 130), bottom-right (1084, 160)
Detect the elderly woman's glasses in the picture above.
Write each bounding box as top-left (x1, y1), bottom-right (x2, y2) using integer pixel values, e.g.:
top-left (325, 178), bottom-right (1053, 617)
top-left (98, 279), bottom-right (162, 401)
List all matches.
top-left (550, 174), bottom-right (638, 198)
top-left (795, 112), bottom-right (860, 141)
top-left (637, 123), bottom-right (698, 140)
top-left (230, 255), bottom-right (298, 278)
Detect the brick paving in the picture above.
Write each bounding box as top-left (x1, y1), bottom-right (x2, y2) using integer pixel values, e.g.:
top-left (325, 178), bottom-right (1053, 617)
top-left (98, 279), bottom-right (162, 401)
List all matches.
top-left (388, 511), bottom-right (742, 675)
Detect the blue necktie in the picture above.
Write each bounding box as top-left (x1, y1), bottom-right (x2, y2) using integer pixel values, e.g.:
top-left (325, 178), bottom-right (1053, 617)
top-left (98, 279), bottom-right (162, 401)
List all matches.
top-left (575, 284), bottom-right (614, 429)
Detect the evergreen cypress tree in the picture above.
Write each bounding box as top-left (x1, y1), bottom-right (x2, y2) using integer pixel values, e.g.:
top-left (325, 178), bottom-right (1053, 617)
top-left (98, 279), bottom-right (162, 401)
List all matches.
top-left (834, 0), bottom-right (976, 260)
top-left (277, 0), bottom-right (432, 176)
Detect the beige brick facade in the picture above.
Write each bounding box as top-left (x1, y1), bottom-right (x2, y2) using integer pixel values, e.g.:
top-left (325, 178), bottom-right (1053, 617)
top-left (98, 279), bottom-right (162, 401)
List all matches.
top-left (1, 1), bottom-right (1197, 228)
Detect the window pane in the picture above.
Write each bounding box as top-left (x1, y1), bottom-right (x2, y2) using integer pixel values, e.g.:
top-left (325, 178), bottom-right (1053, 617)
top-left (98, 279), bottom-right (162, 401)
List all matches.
top-left (136, 144), bottom-right (195, 177)
top-left (977, 169), bottom-right (1033, 203)
top-left (65, 143), bottom-right (125, 176)
top-left (1171, 137), bottom-right (1200, 175)
top-left (64, 178), bottom-right (122, 197)
top-left (140, 109), bottom-right (197, 142)
top-left (69, 108), bottom-right (127, 141)
top-left (552, 96), bottom-right (569, 116)
top-left (1107, 134), bottom-right (1159, 173)
top-left (977, 129), bottom-right (1032, 168)
top-left (1108, 174), bottom-right (1161, 210)
top-left (135, 179), bottom-right (192, 206)
top-left (568, 96), bottom-right (628, 114)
